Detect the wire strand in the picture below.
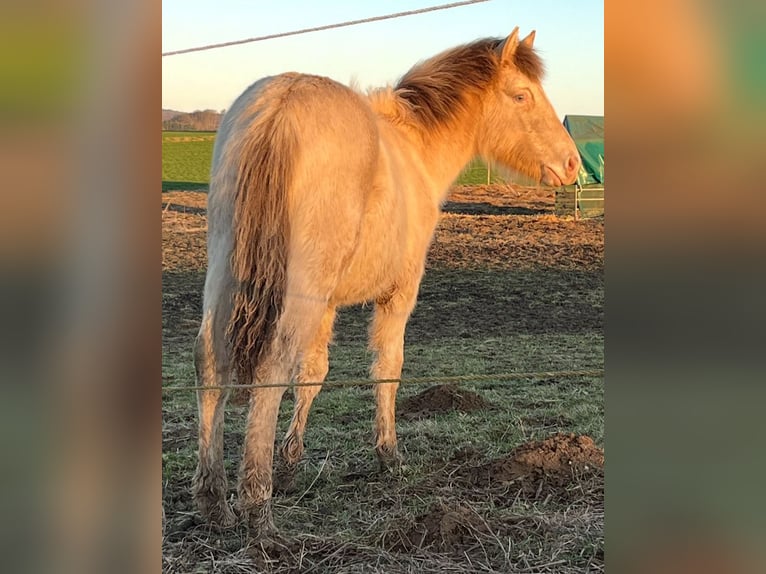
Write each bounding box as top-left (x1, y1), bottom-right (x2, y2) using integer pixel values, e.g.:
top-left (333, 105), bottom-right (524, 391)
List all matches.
top-left (162, 0), bottom-right (493, 57)
top-left (161, 369), bottom-right (604, 393)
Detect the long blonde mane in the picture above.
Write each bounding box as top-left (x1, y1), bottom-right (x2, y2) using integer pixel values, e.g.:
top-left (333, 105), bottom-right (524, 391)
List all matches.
top-left (369, 38), bottom-right (544, 130)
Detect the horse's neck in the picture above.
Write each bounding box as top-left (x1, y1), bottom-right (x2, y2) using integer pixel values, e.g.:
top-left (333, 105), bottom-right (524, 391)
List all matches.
top-left (370, 88), bottom-right (480, 204)
top-left (390, 119), bottom-right (477, 206)
top-left (420, 126), bottom-right (477, 198)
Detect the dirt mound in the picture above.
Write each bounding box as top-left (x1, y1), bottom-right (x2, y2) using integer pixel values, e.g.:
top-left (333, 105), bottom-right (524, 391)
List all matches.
top-left (459, 433), bottom-right (603, 498)
top-left (386, 504), bottom-right (488, 552)
top-left (399, 384), bottom-right (490, 420)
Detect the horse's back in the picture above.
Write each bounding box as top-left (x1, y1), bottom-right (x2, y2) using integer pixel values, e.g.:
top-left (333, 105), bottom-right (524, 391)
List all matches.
top-left (212, 73), bottom-right (378, 204)
top-left (271, 74), bottom-right (380, 217)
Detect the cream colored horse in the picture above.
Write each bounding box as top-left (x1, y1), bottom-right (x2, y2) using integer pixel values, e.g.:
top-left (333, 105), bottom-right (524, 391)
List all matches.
top-left (193, 28), bottom-right (579, 537)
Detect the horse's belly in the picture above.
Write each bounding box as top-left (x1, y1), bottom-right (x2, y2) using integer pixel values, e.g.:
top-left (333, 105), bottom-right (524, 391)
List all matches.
top-left (331, 241), bottom-right (403, 306)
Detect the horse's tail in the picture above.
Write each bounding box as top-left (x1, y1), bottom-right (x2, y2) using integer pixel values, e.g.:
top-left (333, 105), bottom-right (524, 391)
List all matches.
top-left (224, 84), bottom-right (297, 384)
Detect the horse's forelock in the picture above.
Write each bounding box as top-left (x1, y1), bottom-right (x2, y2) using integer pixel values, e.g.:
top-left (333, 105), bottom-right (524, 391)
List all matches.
top-left (512, 42), bottom-right (545, 82)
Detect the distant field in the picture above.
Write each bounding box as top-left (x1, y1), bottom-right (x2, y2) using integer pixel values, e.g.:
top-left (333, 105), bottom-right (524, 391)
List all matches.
top-left (162, 131), bottom-right (216, 191)
top-left (457, 158), bottom-right (508, 185)
top-left (161, 130), bottom-right (506, 190)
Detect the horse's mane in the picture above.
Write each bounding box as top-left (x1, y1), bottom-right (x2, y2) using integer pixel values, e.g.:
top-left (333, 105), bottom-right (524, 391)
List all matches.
top-left (386, 37), bottom-right (544, 129)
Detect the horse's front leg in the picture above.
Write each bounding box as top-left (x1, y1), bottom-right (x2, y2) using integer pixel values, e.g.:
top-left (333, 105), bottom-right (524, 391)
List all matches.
top-left (369, 280), bottom-right (421, 471)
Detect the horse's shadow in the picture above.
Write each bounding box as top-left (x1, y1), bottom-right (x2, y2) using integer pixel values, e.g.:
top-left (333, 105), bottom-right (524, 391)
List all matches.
top-left (161, 200), bottom-right (547, 218)
top-left (442, 201), bottom-right (548, 216)
top-left (162, 181), bottom-right (209, 192)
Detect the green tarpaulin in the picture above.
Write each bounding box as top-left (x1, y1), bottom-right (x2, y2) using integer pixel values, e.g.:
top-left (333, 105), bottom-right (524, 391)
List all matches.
top-left (563, 115), bottom-right (604, 186)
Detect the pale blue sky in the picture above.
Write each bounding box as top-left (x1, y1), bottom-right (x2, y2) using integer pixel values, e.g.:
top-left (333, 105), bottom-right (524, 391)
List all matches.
top-left (162, 0), bottom-right (603, 118)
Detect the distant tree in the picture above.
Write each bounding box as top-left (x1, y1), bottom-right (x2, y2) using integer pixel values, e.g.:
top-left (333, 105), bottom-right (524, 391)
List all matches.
top-left (162, 109), bottom-right (223, 131)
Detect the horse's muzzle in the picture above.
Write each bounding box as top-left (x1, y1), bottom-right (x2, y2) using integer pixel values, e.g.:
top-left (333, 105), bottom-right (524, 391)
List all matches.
top-left (542, 155), bottom-right (580, 186)
top-left (541, 165), bottom-right (564, 187)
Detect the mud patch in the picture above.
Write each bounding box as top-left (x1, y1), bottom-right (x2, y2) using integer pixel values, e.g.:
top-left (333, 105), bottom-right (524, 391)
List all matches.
top-left (399, 384), bottom-right (490, 420)
top-left (458, 433), bottom-right (604, 500)
top-left (385, 504), bottom-right (488, 552)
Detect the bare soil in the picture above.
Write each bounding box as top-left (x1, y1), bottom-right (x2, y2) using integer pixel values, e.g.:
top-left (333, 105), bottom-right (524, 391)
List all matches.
top-left (381, 432), bottom-right (604, 554)
top-left (388, 504), bottom-right (491, 552)
top-left (455, 433), bottom-right (604, 501)
top-left (162, 185), bottom-right (603, 272)
top-left (399, 384), bottom-right (491, 420)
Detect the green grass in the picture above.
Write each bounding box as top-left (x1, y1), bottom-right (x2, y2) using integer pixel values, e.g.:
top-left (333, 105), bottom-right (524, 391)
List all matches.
top-left (162, 131), bottom-right (215, 191)
top-left (162, 340), bottom-right (603, 572)
top-left (455, 157), bottom-right (507, 185)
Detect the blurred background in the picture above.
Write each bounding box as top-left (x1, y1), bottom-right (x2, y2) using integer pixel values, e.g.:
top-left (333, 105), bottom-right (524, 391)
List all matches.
top-left (0, 0), bottom-right (764, 572)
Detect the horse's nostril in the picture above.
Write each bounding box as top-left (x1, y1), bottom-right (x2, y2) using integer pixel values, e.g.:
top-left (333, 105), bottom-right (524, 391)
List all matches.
top-left (566, 154), bottom-right (579, 175)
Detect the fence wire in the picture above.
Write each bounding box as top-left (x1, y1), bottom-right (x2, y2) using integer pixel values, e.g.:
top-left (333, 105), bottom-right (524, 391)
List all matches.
top-left (162, 0), bottom-right (492, 57)
top-left (161, 368), bottom-right (604, 393)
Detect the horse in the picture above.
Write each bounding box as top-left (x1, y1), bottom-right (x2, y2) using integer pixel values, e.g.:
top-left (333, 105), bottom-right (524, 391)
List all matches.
top-left (192, 28), bottom-right (580, 538)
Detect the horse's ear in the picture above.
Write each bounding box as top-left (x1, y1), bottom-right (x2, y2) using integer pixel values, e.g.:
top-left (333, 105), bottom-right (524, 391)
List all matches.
top-left (498, 27), bottom-right (520, 64)
top-left (521, 30), bottom-right (536, 48)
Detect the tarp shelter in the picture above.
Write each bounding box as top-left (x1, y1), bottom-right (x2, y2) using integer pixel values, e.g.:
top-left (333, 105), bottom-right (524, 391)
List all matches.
top-left (555, 115), bottom-right (604, 218)
top-left (563, 115), bottom-right (604, 186)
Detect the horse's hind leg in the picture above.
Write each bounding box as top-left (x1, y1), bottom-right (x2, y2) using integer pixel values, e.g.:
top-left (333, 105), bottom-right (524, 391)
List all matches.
top-left (278, 305), bottom-right (336, 487)
top-left (192, 300), bottom-right (236, 527)
top-left (369, 277), bottom-right (422, 471)
top-left (238, 290), bottom-right (330, 537)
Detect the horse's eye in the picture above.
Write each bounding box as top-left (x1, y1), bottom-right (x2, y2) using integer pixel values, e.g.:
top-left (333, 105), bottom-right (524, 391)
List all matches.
top-left (513, 93), bottom-right (527, 103)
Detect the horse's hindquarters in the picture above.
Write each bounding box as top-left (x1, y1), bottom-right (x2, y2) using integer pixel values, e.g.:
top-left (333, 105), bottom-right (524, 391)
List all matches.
top-left (281, 77), bottom-right (391, 304)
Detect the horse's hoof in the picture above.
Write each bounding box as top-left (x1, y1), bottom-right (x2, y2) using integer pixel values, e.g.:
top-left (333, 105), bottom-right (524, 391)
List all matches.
top-left (242, 499), bottom-right (278, 540)
top-left (215, 504), bottom-right (238, 528)
top-left (195, 495), bottom-right (238, 528)
top-left (192, 468), bottom-right (236, 526)
top-left (246, 528), bottom-right (296, 564)
top-left (206, 502), bottom-right (238, 528)
top-left (377, 446), bottom-right (405, 474)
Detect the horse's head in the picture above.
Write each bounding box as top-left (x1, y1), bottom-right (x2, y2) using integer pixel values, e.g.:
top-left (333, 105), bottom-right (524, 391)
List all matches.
top-left (479, 28), bottom-right (580, 186)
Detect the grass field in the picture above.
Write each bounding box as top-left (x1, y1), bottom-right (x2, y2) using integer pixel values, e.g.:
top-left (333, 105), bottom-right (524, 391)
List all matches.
top-left (162, 131), bottom-right (216, 191)
top-left (162, 135), bottom-right (604, 572)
